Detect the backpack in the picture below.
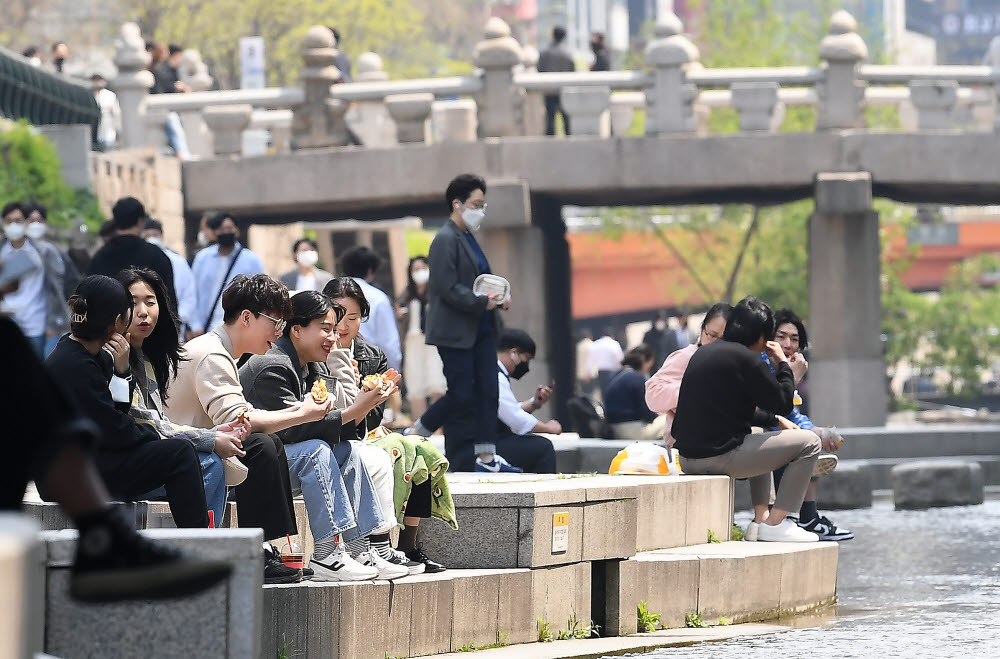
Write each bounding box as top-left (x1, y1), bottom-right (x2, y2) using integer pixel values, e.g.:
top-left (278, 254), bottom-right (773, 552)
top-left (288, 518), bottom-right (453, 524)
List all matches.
top-left (566, 395), bottom-right (613, 439)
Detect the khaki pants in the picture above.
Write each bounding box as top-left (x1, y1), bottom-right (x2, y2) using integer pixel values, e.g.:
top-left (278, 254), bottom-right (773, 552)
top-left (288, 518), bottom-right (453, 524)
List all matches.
top-left (680, 429), bottom-right (820, 512)
top-left (610, 415), bottom-right (667, 442)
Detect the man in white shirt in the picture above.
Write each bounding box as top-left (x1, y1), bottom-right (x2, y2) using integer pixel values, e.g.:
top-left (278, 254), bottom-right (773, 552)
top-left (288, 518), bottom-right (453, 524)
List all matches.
top-left (143, 219), bottom-right (199, 339)
top-left (340, 245), bottom-right (402, 371)
top-left (586, 329), bottom-right (625, 397)
top-left (489, 329), bottom-right (559, 473)
top-left (1, 202), bottom-right (47, 356)
top-left (91, 74), bottom-right (121, 151)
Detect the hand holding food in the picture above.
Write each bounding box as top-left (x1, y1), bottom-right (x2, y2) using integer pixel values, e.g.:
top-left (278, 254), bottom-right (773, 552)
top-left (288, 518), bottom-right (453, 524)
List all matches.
top-left (311, 378), bottom-right (329, 403)
top-left (361, 369), bottom-right (401, 395)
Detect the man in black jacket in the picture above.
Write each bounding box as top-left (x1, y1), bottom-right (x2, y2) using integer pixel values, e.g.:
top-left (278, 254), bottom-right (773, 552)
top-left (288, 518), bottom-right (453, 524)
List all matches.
top-left (410, 174), bottom-right (508, 471)
top-left (537, 26), bottom-right (575, 135)
top-left (88, 197), bottom-right (177, 313)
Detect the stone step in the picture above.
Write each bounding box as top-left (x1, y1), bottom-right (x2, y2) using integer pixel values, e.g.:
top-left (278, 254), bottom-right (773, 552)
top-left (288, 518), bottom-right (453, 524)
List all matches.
top-left (1, 514), bottom-right (45, 659)
top-left (417, 474), bottom-right (733, 569)
top-left (605, 541), bottom-right (838, 636)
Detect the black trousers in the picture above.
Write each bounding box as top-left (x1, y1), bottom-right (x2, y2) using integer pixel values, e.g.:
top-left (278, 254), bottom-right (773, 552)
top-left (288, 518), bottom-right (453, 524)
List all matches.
top-left (231, 433), bottom-right (298, 539)
top-left (544, 95), bottom-right (570, 136)
top-left (95, 438), bottom-right (209, 528)
top-left (405, 478), bottom-right (432, 519)
top-left (496, 434), bottom-right (557, 474)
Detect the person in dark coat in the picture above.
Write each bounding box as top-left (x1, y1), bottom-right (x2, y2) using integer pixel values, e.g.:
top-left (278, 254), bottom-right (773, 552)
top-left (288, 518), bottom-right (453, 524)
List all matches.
top-left (590, 32), bottom-right (611, 71)
top-left (537, 26), bottom-right (576, 136)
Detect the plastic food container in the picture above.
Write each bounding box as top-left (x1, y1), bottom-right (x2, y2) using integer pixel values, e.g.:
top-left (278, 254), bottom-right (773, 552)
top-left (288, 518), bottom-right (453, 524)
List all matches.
top-left (473, 274), bottom-right (511, 304)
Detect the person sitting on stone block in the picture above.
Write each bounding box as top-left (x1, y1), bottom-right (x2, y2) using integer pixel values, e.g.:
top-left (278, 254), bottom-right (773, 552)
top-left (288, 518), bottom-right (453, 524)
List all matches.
top-left (759, 308), bottom-right (852, 542)
top-left (240, 290), bottom-right (417, 581)
top-left (604, 344), bottom-right (666, 441)
top-left (671, 296), bottom-right (821, 543)
top-left (164, 274), bottom-right (332, 584)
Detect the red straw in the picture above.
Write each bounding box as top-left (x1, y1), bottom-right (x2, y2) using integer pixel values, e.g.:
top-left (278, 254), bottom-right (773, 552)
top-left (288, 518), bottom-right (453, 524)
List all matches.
top-left (286, 534), bottom-right (293, 552)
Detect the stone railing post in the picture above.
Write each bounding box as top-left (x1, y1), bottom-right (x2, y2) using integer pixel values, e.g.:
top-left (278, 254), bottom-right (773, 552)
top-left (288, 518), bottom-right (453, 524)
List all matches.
top-left (385, 93), bottom-right (433, 143)
top-left (609, 95), bottom-right (636, 135)
top-left (347, 52), bottom-right (396, 148)
top-left (908, 80), bottom-right (958, 130)
top-left (203, 105), bottom-right (253, 156)
top-left (111, 23), bottom-right (154, 148)
top-left (644, 13), bottom-right (699, 135)
top-left (291, 26), bottom-right (349, 149)
top-left (520, 46), bottom-right (546, 136)
top-left (433, 100), bottom-right (478, 142)
top-left (816, 10), bottom-right (868, 130)
top-left (731, 82), bottom-right (785, 132)
top-left (474, 17), bottom-right (523, 138)
top-left (179, 49), bottom-right (214, 92)
top-left (560, 86), bottom-right (611, 136)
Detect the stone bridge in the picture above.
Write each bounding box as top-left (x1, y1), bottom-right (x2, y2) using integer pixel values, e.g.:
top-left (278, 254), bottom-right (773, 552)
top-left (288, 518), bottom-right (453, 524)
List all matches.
top-left (107, 10), bottom-right (1000, 426)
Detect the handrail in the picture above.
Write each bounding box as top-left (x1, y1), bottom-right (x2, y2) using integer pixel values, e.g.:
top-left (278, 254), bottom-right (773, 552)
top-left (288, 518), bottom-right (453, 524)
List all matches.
top-left (0, 44), bottom-right (99, 127)
top-left (514, 70), bottom-right (650, 92)
top-left (143, 87), bottom-right (304, 112)
top-left (329, 75), bottom-right (482, 102)
top-left (859, 64), bottom-right (999, 85)
top-left (688, 67), bottom-right (822, 87)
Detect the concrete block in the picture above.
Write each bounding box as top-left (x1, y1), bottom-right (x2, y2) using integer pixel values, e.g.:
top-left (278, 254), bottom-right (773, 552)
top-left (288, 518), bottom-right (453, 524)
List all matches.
top-left (451, 570), bottom-right (502, 650)
top-left (403, 572), bottom-right (454, 656)
top-left (531, 562), bottom-right (592, 636)
top-left (496, 569), bottom-right (535, 645)
top-left (683, 476), bottom-right (733, 545)
top-left (519, 504), bottom-right (585, 567)
top-left (629, 554), bottom-right (701, 630)
top-left (24, 501), bottom-right (147, 531)
top-left (817, 461), bottom-right (873, 509)
top-left (690, 552), bottom-right (746, 624)
top-left (604, 559), bottom-right (638, 637)
top-left (582, 498), bottom-right (637, 560)
top-left (385, 575), bottom-right (413, 659)
top-left (778, 543), bottom-right (839, 614)
top-left (0, 514), bottom-right (45, 659)
top-left (333, 581), bottom-right (391, 659)
top-left (304, 582), bottom-right (342, 658)
top-left (892, 461), bottom-right (985, 510)
top-left (419, 508), bottom-right (520, 569)
top-left (261, 583), bottom-right (309, 659)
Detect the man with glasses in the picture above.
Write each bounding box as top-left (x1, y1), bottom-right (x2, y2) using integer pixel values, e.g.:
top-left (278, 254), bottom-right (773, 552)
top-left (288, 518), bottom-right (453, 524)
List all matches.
top-left (165, 274), bottom-right (333, 584)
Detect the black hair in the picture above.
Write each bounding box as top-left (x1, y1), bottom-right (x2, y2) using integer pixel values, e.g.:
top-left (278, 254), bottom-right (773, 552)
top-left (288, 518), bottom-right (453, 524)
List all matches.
top-left (723, 296), bottom-right (775, 347)
top-left (221, 274), bottom-right (292, 324)
top-left (99, 219), bottom-right (117, 239)
top-left (116, 268), bottom-right (184, 398)
top-left (111, 196), bottom-right (146, 230)
top-left (90, 73), bottom-right (106, 81)
top-left (773, 308), bottom-right (809, 351)
top-left (2, 201), bottom-right (24, 219)
top-left (144, 218), bottom-right (164, 233)
top-left (23, 47), bottom-right (38, 58)
top-left (206, 211), bottom-right (236, 231)
top-left (498, 328), bottom-right (536, 356)
top-left (701, 302), bottom-right (733, 331)
top-left (591, 32), bottom-right (605, 45)
top-left (553, 26), bottom-right (567, 43)
top-left (403, 255), bottom-right (429, 303)
top-left (329, 27), bottom-right (342, 44)
top-left (341, 245), bottom-right (381, 279)
top-left (285, 291), bottom-right (345, 338)
top-left (293, 237), bottom-right (318, 256)
top-left (445, 174), bottom-right (487, 213)
top-left (323, 276), bottom-right (370, 321)
top-left (68, 275), bottom-right (133, 342)
top-left (27, 202), bottom-right (47, 220)
top-left (168, 44), bottom-right (183, 56)
top-left (622, 344), bottom-right (654, 370)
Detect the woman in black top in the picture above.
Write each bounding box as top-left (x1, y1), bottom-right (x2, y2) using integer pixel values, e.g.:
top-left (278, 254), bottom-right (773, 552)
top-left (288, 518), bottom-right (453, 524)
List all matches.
top-left (672, 297), bottom-right (821, 543)
top-left (44, 275), bottom-right (209, 528)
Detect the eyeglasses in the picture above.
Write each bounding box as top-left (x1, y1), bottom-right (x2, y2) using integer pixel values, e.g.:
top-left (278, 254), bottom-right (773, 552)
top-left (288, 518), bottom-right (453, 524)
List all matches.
top-left (259, 312), bottom-right (286, 334)
top-left (702, 329), bottom-right (722, 341)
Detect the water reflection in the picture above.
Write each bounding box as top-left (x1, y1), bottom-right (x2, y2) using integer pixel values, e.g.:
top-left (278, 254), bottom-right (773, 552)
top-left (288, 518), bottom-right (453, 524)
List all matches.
top-left (618, 500), bottom-right (1000, 659)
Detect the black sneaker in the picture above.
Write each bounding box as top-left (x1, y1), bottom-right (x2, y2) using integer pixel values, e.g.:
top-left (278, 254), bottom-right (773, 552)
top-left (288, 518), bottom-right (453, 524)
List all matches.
top-left (70, 510), bottom-right (232, 603)
top-left (405, 544), bottom-right (445, 573)
top-left (798, 515), bottom-right (854, 541)
top-left (302, 566), bottom-right (315, 578)
top-left (264, 545), bottom-right (302, 584)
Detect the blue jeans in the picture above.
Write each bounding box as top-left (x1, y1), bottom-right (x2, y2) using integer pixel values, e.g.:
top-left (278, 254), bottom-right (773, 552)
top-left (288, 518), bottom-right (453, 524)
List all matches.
top-left (142, 450), bottom-right (226, 525)
top-left (43, 334), bottom-right (61, 357)
top-left (284, 440), bottom-right (387, 543)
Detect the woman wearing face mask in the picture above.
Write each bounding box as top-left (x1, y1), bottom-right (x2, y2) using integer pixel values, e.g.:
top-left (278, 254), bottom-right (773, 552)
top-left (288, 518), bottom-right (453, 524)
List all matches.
top-left (280, 238), bottom-right (333, 292)
top-left (396, 256), bottom-right (446, 419)
top-left (1, 201), bottom-right (47, 356)
top-left (44, 275), bottom-right (210, 528)
top-left (603, 344), bottom-right (664, 441)
top-left (115, 267), bottom-right (243, 525)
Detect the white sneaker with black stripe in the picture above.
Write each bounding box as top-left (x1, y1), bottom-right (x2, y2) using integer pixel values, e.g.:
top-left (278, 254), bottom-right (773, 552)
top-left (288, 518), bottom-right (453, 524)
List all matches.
top-left (358, 550), bottom-right (409, 580)
top-left (374, 545), bottom-right (425, 575)
top-left (798, 515), bottom-right (854, 541)
top-left (309, 547), bottom-right (378, 582)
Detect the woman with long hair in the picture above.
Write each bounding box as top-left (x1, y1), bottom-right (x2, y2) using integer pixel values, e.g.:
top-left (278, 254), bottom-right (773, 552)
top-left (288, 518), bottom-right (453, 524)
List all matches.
top-left (398, 256), bottom-right (446, 419)
top-left (116, 267), bottom-right (245, 524)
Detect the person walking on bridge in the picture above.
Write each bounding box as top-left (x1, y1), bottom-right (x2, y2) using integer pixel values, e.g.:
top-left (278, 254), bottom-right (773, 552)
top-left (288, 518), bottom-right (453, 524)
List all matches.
top-left (537, 26), bottom-right (576, 136)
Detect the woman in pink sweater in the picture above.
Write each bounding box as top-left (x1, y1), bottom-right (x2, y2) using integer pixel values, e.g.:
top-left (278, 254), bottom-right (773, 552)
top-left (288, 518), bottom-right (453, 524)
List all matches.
top-left (644, 303), bottom-right (732, 448)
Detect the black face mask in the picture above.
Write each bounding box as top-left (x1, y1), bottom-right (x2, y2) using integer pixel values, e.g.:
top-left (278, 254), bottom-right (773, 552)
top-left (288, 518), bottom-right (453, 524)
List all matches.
top-left (216, 232), bottom-right (237, 249)
top-left (511, 359), bottom-right (530, 380)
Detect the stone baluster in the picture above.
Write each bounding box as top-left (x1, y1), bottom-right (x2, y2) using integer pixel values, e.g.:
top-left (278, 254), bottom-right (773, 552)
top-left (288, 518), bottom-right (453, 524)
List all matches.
top-left (731, 82), bottom-right (785, 132)
top-left (203, 105), bottom-right (253, 156)
top-left (385, 93), bottom-right (434, 143)
top-left (520, 45), bottom-right (546, 136)
top-left (816, 10), bottom-right (868, 130)
top-left (474, 17), bottom-right (524, 138)
top-left (644, 13), bottom-right (699, 135)
top-left (291, 26), bottom-right (349, 149)
top-left (111, 23), bottom-right (154, 148)
top-left (609, 95), bottom-right (637, 135)
top-left (348, 52), bottom-right (396, 148)
top-left (560, 86), bottom-right (611, 136)
top-left (908, 80), bottom-right (958, 130)
top-left (433, 100), bottom-right (478, 142)
top-left (179, 49), bottom-right (214, 92)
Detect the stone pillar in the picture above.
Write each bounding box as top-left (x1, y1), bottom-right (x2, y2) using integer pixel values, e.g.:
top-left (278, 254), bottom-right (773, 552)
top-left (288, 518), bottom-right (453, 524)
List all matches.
top-left (808, 172), bottom-right (887, 427)
top-left (291, 26), bottom-right (349, 149)
top-left (560, 86), bottom-right (611, 136)
top-left (432, 99), bottom-right (478, 142)
top-left (385, 93), bottom-right (433, 144)
top-left (609, 95), bottom-right (637, 135)
top-left (731, 82), bottom-right (784, 132)
top-left (0, 514), bottom-right (45, 659)
top-left (644, 13), bottom-right (699, 135)
top-left (203, 105), bottom-right (253, 156)
top-left (520, 45), bottom-right (546, 136)
top-left (111, 22), bottom-right (154, 149)
top-left (347, 52), bottom-right (396, 148)
top-left (473, 17), bottom-right (523, 138)
top-left (908, 80), bottom-right (958, 130)
top-left (179, 49), bottom-right (214, 91)
top-left (816, 11), bottom-right (868, 130)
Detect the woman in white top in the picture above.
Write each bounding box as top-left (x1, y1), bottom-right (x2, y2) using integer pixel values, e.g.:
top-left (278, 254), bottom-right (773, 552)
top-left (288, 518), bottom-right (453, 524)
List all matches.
top-left (397, 256), bottom-right (446, 419)
top-left (279, 238), bottom-right (334, 293)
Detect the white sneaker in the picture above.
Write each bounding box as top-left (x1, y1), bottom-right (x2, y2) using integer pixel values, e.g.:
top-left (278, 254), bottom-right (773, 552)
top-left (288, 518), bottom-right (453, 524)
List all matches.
top-left (309, 548), bottom-right (379, 581)
top-left (387, 547), bottom-right (425, 575)
top-left (744, 521), bottom-right (759, 541)
top-left (757, 518), bottom-right (820, 543)
top-left (812, 454), bottom-right (838, 478)
top-left (358, 550), bottom-right (409, 580)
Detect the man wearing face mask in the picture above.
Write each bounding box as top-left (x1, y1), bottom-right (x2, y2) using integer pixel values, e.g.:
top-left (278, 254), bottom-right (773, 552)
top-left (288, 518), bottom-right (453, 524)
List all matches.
top-left (1, 202), bottom-right (47, 356)
top-left (493, 329), bottom-right (559, 473)
top-left (281, 238), bottom-right (333, 292)
top-left (409, 174), bottom-right (510, 472)
top-left (143, 218), bottom-right (199, 340)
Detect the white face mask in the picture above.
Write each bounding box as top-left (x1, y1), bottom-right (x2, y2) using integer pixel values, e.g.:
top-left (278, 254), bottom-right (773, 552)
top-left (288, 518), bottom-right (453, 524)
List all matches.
top-left (296, 250), bottom-right (319, 268)
top-left (3, 223), bottom-right (27, 241)
top-left (461, 207), bottom-right (485, 232)
top-left (196, 230), bottom-right (210, 247)
top-left (26, 221), bottom-right (47, 241)
top-left (412, 269), bottom-right (430, 285)
top-left (146, 236), bottom-right (164, 248)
